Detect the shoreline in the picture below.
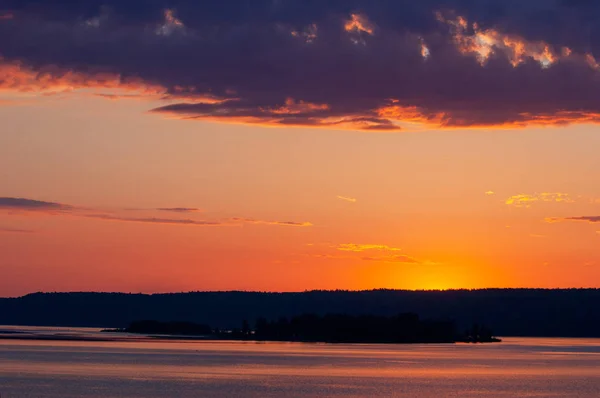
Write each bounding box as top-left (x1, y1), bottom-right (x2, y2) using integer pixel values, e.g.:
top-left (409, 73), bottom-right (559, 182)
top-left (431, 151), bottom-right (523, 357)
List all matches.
top-left (0, 332), bottom-right (501, 344)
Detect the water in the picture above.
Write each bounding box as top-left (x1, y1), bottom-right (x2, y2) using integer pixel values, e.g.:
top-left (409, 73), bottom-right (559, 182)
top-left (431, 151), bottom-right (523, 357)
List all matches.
top-left (0, 326), bottom-right (599, 397)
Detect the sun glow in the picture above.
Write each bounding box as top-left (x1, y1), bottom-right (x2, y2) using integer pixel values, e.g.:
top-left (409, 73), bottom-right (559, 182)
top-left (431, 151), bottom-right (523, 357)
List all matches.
top-left (410, 275), bottom-right (461, 291)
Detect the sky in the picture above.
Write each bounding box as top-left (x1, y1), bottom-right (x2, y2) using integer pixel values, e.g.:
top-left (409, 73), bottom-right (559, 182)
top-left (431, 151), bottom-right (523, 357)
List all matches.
top-left (1, 0), bottom-right (600, 296)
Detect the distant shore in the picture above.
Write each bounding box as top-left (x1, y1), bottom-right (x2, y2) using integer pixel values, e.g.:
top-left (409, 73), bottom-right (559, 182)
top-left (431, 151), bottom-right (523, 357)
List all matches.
top-left (0, 333), bottom-right (500, 344)
top-left (101, 317), bottom-right (502, 344)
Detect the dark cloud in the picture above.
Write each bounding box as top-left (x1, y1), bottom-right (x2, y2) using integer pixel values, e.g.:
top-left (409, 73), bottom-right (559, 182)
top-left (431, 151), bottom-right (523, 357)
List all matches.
top-left (3, 1), bottom-right (600, 130)
top-left (0, 197), bottom-right (72, 211)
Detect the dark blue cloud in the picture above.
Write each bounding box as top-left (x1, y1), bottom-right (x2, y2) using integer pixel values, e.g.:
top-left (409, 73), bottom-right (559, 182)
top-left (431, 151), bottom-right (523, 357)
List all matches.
top-left (3, 0), bottom-right (596, 49)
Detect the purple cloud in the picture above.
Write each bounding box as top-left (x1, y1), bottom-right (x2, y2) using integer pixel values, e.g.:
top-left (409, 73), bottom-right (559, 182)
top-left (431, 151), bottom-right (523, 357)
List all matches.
top-left (3, 1), bottom-right (600, 130)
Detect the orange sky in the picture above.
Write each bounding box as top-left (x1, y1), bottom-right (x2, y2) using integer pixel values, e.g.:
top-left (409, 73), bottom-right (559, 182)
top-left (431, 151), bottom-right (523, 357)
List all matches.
top-left (1, 92), bottom-right (600, 296)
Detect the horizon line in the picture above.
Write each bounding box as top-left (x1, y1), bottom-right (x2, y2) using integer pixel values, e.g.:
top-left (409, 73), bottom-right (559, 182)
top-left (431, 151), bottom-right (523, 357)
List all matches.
top-left (3, 287), bottom-right (600, 299)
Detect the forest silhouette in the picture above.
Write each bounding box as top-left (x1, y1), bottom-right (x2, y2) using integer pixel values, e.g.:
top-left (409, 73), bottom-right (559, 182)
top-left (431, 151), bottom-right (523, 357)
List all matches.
top-left (1, 289), bottom-right (599, 337)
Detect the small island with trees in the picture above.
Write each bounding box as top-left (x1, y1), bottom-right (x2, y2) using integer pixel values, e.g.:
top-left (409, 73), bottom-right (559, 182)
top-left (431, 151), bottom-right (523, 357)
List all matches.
top-left (103, 313), bottom-right (501, 344)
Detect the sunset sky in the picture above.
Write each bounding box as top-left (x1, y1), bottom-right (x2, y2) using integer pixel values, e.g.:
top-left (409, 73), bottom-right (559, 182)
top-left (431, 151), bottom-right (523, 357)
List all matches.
top-left (1, 1), bottom-right (600, 296)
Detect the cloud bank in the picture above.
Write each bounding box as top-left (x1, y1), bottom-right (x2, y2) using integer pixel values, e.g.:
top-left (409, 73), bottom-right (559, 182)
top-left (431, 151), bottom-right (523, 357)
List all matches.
top-left (3, 1), bottom-right (600, 131)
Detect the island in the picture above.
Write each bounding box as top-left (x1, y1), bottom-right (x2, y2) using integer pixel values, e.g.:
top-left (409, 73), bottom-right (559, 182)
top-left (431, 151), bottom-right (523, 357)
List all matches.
top-left (103, 313), bottom-right (501, 344)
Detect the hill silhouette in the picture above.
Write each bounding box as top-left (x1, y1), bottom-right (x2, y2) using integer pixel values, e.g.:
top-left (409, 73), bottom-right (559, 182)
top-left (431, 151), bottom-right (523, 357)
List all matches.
top-left (1, 289), bottom-right (599, 337)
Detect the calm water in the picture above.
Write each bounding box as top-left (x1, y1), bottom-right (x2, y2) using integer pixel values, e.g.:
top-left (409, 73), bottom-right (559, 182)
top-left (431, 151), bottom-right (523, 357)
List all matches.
top-left (0, 327), bottom-right (599, 397)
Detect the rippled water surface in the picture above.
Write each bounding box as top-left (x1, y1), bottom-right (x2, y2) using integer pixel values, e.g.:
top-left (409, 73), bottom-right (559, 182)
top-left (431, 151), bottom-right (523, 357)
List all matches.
top-left (0, 326), bottom-right (599, 397)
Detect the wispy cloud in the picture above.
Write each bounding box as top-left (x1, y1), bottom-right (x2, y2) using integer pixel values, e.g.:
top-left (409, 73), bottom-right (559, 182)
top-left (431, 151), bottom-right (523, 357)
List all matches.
top-left (505, 193), bottom-right (573, 208)
top-left (0, 226), bottom-right (35, 234)
top-left (361, 254), bottom-right (419, 264)
top-left (84, 214), bottom-right (224, 226)
top-left (156, 207), bottom-right (201, 213)
top-left (336, 243), bottom-right (402, 252)
top-left (0, 197), bottom-right (73, 212)
top-left (485, 191), bottom-right (495, 196)
top-left (336, 195), bottom-right (357, 203)
top-left (311, 253), bottom-right (353, 260)
top-left (546, 216), bottom-right (600, 224)
top-left (88, 214), bottom-right (313, 227)
top-left (230, 218), bottom-right (312, 227)
top-left (310, 242), bottom-right (429, 265)
top-left (1, 197), bottom-right (312, 228)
